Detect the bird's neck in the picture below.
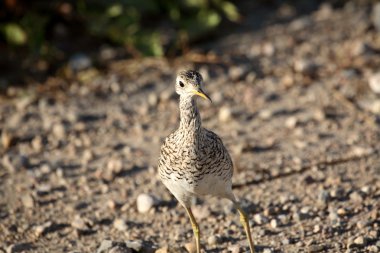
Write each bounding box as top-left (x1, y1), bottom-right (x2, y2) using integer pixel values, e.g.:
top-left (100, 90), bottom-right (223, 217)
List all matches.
top-left (179, 95), bottom-right (201, 133)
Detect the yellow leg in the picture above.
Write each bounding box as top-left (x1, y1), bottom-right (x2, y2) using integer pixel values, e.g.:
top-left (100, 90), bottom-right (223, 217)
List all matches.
top-left (235, 203), bottom-right (255, 253)
top-left (185, 206), bottom-right (201, 253)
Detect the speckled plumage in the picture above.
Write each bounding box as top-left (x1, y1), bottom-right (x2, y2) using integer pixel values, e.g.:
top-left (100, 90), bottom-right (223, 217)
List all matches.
top-left (159, 93), bottom-right (234, 205)
top-left (158, 70), bottom-right (255, 253)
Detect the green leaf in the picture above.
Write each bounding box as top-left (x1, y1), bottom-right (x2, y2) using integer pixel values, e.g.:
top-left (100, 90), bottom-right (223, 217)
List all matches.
top-left (3, 23), bottom-right (27, 46)
top-left (107, 4), bottom-right (123, 17)
top-left (220, 1), bottom-right (240, 22)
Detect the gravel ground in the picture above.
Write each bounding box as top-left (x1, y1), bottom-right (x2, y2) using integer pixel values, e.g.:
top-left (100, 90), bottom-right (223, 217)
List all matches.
top-left (1, 2), bottom-right (380, 253)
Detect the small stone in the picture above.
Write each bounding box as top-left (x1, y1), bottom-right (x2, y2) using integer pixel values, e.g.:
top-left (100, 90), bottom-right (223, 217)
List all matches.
top-left (155, 247), bottom-right (168, 253)
top-left (369, 72), bottom-right (380, 94)
top-left (282, 238), bottom-right (290, 245)
top-left (369, 100), bottom-right (380, 114)
top-left (207, 235), bottom-right (221, 246)
top-left (21, 194), bottom-right (35, 208)
top-left (69, 53), bottom-right (92, 71)
top-left (148, 93), bottom-right (158, 107)
top-left (263, 248), bottom-right (273, 253)
top-left (97, 240), bottom-right (114, 253)
top-left (125, 240), bottom-right (143, 252)
top-left (191, 205), bottom-right (210, 220)
top-left (350, 191), bottom-right (363, 203)
top-left (253, 213), bottom-right (268, 225)
top-left (351, 41), bottom-right (372, 56)
top-left (229, 66), bottom-right (248, 81)
top-left (270, 219), bottom-right (278, 228)
top-left (227, 245), bottom-right (240, 253)
top-left (184, 241), bottom-right (196, 253)
top-left (361, 186), bottom-right (371, 194)
top-left (136, 193), bottom-right (155, 213)
top-left (1, 130), bottom-right (14, 149)
top-left (285, 117), bottom-right (297, 129)
top-left (367, 245), bottom-right (379, 252)
top-left (356, 220), bottom-right (367, 229)
top-left (211, 91), bottom-right (223, 104)
top-left (218, 106), bottom-right (232, 122)
top-left (313, 224), bottom-right (321, 233)
top-left (317, 190), bottom-right (330, 206)
top-left (71, 215), bottom-right (90, 231)
top-left (353, 236), bottom-right (367, 247)
top-left (337, 208), bottom-right (347, 216)
top-left (52, 123), bottom-right (66, 139)
top-left (259, 109), bottom-right (272, 120)
top-left (313, 109), bottom-right (325, 121)
top-left (34, 221), bottom-right (53, 237)
top-left (294, 58), bottom-right (317, 75)
top-left (262, 42), bottom-right (275, 56)
top-left (99, 46), bottom-right (117, 61)
top-left (308, 245), bottom-right (325, 252)
top-left (113, 218), bottom-right (128, 231)
top-left (107, 200), bottom-right (117, 210)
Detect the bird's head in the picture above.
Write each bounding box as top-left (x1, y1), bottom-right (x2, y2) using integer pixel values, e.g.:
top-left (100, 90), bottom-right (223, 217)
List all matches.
top-left (175, 70), bottom-right (212, 102)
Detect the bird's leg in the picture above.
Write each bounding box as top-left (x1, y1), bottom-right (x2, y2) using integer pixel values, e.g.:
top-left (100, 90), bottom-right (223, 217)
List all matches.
top-left (234, 202), bottom-right (255, 253)
top-left (184, 206), bottom-right (201, 253)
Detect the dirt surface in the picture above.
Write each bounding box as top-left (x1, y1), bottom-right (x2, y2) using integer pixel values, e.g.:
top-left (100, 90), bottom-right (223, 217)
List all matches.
top-left (1, 2), bottom-right (380, 253)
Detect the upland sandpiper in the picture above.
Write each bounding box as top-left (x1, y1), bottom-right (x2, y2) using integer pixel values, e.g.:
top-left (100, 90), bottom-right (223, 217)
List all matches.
top-left (158, 70), bottom-right (255, 253)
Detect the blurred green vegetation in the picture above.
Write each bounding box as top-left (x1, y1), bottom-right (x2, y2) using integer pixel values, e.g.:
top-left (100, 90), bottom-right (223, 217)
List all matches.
top-left (0, 0), bottom-right (240, 58)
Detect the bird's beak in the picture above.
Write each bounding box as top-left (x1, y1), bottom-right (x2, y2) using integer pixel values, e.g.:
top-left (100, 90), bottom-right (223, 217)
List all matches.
top-left (193, 88), bottom-right (212, 102)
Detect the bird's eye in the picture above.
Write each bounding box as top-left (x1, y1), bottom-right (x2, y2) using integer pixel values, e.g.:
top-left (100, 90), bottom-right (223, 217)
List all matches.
top-left (179, 81), bottom-right (184, 87)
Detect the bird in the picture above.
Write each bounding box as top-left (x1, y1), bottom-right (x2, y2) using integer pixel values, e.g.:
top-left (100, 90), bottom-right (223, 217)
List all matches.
top-left (158, 70), bottom-right (255, 253)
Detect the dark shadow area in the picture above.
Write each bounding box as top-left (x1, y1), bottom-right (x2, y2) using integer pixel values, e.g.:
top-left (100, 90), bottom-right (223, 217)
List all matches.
top-left (0, 0), bottom-right (356, 88)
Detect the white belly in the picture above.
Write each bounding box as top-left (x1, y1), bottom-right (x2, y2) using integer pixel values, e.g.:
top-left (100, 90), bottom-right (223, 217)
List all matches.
top-left (162, 173), bottom-right (232, 206)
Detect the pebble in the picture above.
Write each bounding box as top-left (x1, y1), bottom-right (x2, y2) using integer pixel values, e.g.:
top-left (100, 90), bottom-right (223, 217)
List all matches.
top-left (308, 245), bottom-right (325, 252)
top-left (337, 208), bottom-right (347, 216)
top-left (317, 189), bottom-right (330, 206)
top-left (125, 240), bottom-right (143, 252)
top-left (34, 221), bottom-right (54, 237)
top-left (369, 72), bottom-right (380, 94)
top-left (192, 205), bottom-right (211, 220)
top-left (285, 116), bottom-right (297, 128)
top-left (270, 219), bottom-right (278, 229)
top-left (218, 106), bottom-right (232, 122)
top-left (263, 248), bottom-right (273, 253)
top-left (253, 213), bottom-right (267, 225)
top-left (281, 238), bottom-right (290, 245)
top-left (353, 236), bottom-right (367, 247)
top-left (69, 53), bottom-right (92, 71)
top-left (71, 215), bottom-right (90, 231)
top-left (227, 245), bottom-right (241, 253)
top-left (136, 193), bottom-right (155, 213)
top-left (356, 220), bottom-right (367, 229)
top-left (148, 93), bottom-right (158, 107)
top-left (113, 218), bottom-right (128, 231)
top-left (21, 194), bottom-right (35, 208)
top-left (313, 224), bottom-right (322, 233)
top-left (184, 242), bottom-right (196, 253)
top-left (349, 191), bottom-right (364, 203)
top-left (207, 234), bottom-right (221, 246)
top-left (294, 58), bottom-right (317, 75)
top-left (229, 66), bottom-right (248, 81)
top-left (259, 109), bottom-right (272, 120)
top-left (99, 46), bottom-right (117, 61)
top-left (1, 130), bottom-right (14, 149)
top-left (155, 247), bottom-right (168, 253)
top-left (97, 240), bottom-right (132, 253)
top-left (369, 100), bottom-right (380, 114)
top-left (52, 123), bottom-right (66, 139)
